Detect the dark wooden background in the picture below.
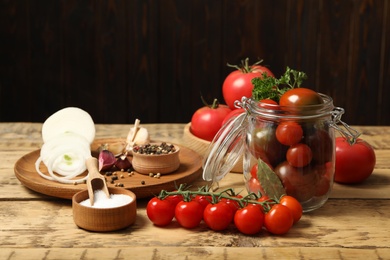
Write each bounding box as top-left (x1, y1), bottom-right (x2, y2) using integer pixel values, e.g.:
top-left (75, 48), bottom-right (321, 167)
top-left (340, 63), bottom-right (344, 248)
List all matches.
top-left (1, 0), bottom-right (389, 125)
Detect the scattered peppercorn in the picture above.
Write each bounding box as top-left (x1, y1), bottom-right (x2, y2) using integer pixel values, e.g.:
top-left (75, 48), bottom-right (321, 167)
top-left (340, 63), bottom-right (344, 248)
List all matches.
top-left (141, 180), bottom-right (146, 185)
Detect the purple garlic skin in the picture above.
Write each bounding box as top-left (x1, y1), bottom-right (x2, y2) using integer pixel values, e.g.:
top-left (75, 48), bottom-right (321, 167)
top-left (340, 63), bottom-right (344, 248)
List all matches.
top-left (98, 150), bottom-right (117, 171)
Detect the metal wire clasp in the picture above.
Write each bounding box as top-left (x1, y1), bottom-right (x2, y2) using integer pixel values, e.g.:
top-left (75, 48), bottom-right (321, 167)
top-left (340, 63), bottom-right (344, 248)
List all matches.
top-left (331, 107), bottom-right (361, 144)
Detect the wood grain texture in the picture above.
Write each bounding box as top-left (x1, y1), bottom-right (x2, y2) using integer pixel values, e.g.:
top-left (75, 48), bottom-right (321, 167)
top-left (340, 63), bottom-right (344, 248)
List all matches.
top-left (1, 122), bottom-right (390, 259)
top-left (0, 1), bottom-right (389, 125)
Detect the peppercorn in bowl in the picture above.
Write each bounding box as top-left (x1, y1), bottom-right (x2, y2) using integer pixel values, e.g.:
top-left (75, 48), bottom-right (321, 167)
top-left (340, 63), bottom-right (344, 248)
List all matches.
top-left (131, 142), bottom-right (180, 175)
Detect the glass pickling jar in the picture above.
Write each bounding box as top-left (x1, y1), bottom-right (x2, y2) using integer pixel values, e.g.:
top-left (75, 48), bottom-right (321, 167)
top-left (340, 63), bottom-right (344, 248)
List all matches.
top-left (203, 94), bottom-right (358, 212)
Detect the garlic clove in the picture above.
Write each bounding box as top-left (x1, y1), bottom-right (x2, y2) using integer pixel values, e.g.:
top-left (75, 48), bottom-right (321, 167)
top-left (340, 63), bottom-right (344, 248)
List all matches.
top-left (115, 155), bottom-right (132, 170)
top-left (98, 150), bottom-right (117, 171)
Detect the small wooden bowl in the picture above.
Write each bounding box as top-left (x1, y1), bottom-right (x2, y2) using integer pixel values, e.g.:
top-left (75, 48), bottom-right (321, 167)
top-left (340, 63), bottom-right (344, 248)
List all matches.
top-left (132, 143), bottom-right (180, 174)
top-left (183, 123), bottom-right (243, 173)
top-left (72, 187), bottom-right (137, 232)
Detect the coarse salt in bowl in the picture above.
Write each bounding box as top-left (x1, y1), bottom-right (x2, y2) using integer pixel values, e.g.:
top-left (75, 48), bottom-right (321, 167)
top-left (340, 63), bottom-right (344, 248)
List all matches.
top-left (72, 187), bottom-right (137, 232)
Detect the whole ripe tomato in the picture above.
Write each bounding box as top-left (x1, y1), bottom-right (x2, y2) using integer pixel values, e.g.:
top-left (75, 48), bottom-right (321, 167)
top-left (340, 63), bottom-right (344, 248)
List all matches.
top-left (334, 137), bottom-right (376, 184)
top-left (274, 161), bottom-right (318, 202)
top-left (193, 194), bottom-right (212, 210)
top-left (279, 88), bottom-right (323, 108)
top-left (264, 204), bottom-right (294, 235)
top-left (146, 197), bottom-right (176, 226)
top-left (248, 123), bottom-right (288, 168)
top-left (223, 59), bottom-right (274, 110)
top-left (234, 204), bottom-right (264, 235)
top-left (276, 121), bottom-right (303, 146)
top-left (222, 108), bottom-right (245, 126)
top-left (286, 143), bottom-right (313, 167)
top-left (174, 200), bottom-right (204, 229)
top-left (279, 195), bottom-right (303, 223)
top-left (190, 98), bottom-right (232, 141)
top-left (203, 201), bottom-right (234, 231)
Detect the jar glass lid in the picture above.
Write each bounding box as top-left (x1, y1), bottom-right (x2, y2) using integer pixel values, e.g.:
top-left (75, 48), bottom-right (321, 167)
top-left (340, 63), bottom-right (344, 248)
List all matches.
top-left (202, 112), bottom-right (247, 182)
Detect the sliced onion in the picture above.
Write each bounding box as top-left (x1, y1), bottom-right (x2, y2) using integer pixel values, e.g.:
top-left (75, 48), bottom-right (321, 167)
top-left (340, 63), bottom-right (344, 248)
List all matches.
top-left (35, 107), bottom-right (96, 184)
top-left (41, 107), bottom-right (95, 144)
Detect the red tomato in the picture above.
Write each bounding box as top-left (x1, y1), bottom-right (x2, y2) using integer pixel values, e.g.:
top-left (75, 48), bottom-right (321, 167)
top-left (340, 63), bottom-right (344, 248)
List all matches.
top-left (165, 194), bottom-right (183, 208)
top-left (279, 88), bottom-right (323, 108)
top-left (264, 204), bottom-right (294, 235)
top-left (279, 195), bottom-right (303, 223)
top-left (304, 129), bottom-right (333, 164)
top-left (276, 121), bottom-right (303, 146)
top-left (223, 60), bottom-right (274, 110)
top-left (190, 99), bottom-right (232, 142)
top-left (193, 195), bottom-right (212, 211)
top-left (248, 124), bottom-right (288, 167)
top-left (146, 197), bottom-right (175, 226)
top-left (174, 200), bottom-right (204, 229)
top-left (259, 99), bottom-right (279, 110)
top-left (203, 201), bottom-right (234, 231)
top-left (221, 195), bottom-right (243, 215)
top-left (222, 108), bottom-right (245, 125)
top-left (274, 161), bottom-right (318, 202)
top-left (234, 204), bottom-right (264, 235)
top-left (286, 143), bottom-right (313, 167)
top-left (334, 137), bottom-right (376, 184)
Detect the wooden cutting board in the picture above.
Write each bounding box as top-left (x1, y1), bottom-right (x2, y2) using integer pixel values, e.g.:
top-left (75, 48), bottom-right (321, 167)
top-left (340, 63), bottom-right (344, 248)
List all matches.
top-left (14, 139), bottom-right (203, 199)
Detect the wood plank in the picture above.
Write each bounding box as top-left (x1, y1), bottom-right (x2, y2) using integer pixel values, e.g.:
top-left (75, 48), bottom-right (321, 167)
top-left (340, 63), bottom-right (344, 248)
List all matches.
top-left (0, 199), bottom-right (389, 248)
top-left (1, 247), bottom-right (390, 260)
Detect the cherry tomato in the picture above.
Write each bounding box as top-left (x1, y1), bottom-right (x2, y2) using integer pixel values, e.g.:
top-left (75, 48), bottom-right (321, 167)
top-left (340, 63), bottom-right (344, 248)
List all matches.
top-left (286, 143), bottom-right (313, 167)
top-left (190, 99), bottom-right (232, 141)
top-left (203, 201), bottom-right (234, 231)
top-left (222, 108), bottom-right (245, 125)
top-left (276, 121), bottom-right (303, 146)
top-left (334, 137), bottom-right (376, 184)
top-left (279, 195), bottom-right (303, 223)
top-left (193, 195), bottom-right (212, 211)
top-left (146, 197), bottom-right (175, 226)
top-left (174, 200), bottom-right (204, 229)
top-left (258, 99), bottom-right (279, 110)
top-left (274, 161), bottom-right (318, 202)
top-left (313, 162), bottom-right (333, 196)
top-left (234, 204), bottom-right (264, 235)
top-left (279, 88), bottom-right (323, 108)
top-left (221, 195), bottom-right (243, 215)
top-left (165, 194), bottom-right (183, 208)
top-left (223, 59), bottom-right (274, 110)
top-left (248, 123), bottom-right (288, 167)
top-left (264, 204), bottom-right (294, 235)
top-left (304, 129), bottom-right (333, 164)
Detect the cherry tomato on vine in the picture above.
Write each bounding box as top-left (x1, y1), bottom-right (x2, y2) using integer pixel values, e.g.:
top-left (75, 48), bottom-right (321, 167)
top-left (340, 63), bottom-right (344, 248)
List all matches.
top-left (264, 204), bottom-right (294, 235)
top-left (334, 137), bottom-right (376, 184)
top-left (279, 87), bottom-right (324, 108)
top-left (193, 195), bottom-right (212, 211)
top-left (146, 197), bottom-right (176, 226)
top-left (223, 58), bottom-right (274, 110)
top-left (234, 204), bottom-right (264, 235)
top-left (174, 200), bottom-right (204, 229)
top-left (286, 143), bottom-right (313, 167)
top-left (279, 195), bottom-right (303, 223)
top-left (221, 195), bottom-right (243, 215)
top-left (203, 201), bottom-right (234, 231)
top-left (276, 121), bottom-right (303, 146)
top-left (165, 194), bottom-right (183, 208)
top-left (190, 98), bottom-right (232, 142)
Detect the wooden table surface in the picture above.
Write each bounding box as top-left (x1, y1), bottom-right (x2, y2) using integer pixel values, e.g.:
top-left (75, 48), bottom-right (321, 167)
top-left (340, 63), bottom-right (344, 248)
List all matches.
top-left (1, 122), bottom-right (390, 259)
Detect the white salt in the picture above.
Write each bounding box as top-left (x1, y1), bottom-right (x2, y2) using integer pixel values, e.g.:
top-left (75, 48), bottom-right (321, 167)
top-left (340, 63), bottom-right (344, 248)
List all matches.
top-left (80, 190), bottom-right (133, 208)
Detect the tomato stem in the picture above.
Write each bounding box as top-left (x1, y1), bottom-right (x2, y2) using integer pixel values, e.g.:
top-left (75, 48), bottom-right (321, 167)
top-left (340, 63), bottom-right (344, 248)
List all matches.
top-left (227, 57), bottom-right (264, 73)
top-left (157, 184), bottom-right (279, 211)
